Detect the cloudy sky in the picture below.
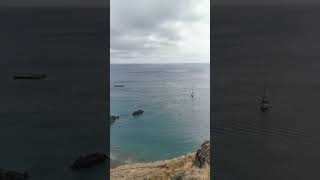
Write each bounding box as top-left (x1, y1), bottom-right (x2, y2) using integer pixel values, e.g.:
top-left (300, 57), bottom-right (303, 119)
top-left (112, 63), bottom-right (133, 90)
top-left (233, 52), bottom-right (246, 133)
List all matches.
top-left (111, 0), bottom-right (210, 64)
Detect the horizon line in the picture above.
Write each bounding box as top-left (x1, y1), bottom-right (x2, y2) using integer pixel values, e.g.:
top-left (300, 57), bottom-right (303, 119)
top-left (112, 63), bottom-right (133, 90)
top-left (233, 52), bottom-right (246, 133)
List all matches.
top-left (110, 62), bottom-right (210, 65)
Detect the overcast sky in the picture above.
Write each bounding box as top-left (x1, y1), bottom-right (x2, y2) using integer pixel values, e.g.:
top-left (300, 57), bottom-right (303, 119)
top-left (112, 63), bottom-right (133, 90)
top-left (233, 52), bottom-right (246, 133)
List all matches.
top-left (111, 0), bottom-right (210, 64)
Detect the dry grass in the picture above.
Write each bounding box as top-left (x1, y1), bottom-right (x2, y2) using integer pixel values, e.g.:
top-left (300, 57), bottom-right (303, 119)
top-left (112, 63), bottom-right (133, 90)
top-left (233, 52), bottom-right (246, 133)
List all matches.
top-left (110, 153), bottom-right (210, 180)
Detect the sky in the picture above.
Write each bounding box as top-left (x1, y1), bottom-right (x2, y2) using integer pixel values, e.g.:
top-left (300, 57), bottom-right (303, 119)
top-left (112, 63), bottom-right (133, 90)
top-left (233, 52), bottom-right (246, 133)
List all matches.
top-left (111, 0), bottom-right (210, 64)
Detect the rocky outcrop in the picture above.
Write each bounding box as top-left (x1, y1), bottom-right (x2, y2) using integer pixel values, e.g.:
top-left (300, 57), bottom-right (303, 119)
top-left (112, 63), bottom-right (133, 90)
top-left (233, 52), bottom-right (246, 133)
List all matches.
top-left (114, 85), bottom-right (125, 87)
top-left (71, 152), bottom-right (107, 170)
top-left (170, 172), bottom-right (185, 180)
top-left (132, 110), bottom-right (144, 116)
top-left (0, 169), bottom-right (29, 180)
top-left (110, 115), bottom-right (120, 125)
top-left (194, 140), bottom-right (210, 168)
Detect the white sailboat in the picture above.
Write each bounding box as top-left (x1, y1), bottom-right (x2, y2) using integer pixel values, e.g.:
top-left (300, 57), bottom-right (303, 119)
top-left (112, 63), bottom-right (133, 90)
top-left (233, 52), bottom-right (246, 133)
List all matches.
top-left (259, 81), bottom-right (271, 112)
top-left (191, 88), bottom-right (195, 98)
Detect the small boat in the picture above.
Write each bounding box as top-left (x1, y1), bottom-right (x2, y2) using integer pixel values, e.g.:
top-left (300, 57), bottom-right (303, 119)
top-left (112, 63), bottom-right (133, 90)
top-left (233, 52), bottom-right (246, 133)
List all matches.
top-left (70, 152), bottom-right (107, 170)
top-left (191, 88), bottom-right (195, 98)
top-left (132, 110), bottom-right (144, 116)
top-left (114, 85), bottom-right (125, 88)
top-left (13, 73), bottom-right (46, 80)
top-left (0, 169), bottom-right (29, 179)
top-left (259, 81), bottom-right (271, 112)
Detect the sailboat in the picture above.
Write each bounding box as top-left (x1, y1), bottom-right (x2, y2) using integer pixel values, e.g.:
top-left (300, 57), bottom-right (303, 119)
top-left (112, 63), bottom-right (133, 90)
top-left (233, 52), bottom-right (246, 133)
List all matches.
top-left (259, 81), bottom-right (271, 112)
top-left (191, 88), bottom-right (195, 98)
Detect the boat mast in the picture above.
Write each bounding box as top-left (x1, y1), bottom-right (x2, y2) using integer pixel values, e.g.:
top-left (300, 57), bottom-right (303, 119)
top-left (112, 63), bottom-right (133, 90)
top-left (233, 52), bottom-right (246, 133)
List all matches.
top-left (191, 87), bottom-right (194, 98)
top-left (263, 80), bottom-right (267, 98)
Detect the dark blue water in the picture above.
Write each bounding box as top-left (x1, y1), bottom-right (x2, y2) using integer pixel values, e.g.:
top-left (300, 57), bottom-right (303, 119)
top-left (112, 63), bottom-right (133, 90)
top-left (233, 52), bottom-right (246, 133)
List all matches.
top-left (111, 64), bottom-right (210, 163)
top-left (0, 7), bottom-right (108, 179)
top-left (213, 5), bottom-right (320, 180)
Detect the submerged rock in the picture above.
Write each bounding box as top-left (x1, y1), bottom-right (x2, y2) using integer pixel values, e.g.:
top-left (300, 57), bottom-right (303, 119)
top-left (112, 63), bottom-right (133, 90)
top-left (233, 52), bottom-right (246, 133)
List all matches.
top-left (110, 115), bottom-right (120, 125)
top-left (114, 85), bottom-right (125, 87)
top-left (132, 110), bottom-right (144, 116)
top-left (0, 169), bottom-right (29, 180)
top-left (194, 140), bottom-right (210, 168)
top-left (71, 152), bottom-right (107, 170)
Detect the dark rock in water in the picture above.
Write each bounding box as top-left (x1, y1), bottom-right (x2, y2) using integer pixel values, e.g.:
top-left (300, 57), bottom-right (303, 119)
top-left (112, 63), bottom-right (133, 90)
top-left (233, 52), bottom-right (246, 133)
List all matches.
top-left (194, 140), bottom-right (210, 168)
top-left (132, 110), bottom-right (144, 116)
top-left (0, 169), bottom-right (29, 180)
top-left (71, 152), bottom-right (107, 170)
top-left (13, 73), bottom-right (46, 80)
top-left (114, 85), bottom-right (125, 87)
top-left (110, 115), bottom-right (120, 125)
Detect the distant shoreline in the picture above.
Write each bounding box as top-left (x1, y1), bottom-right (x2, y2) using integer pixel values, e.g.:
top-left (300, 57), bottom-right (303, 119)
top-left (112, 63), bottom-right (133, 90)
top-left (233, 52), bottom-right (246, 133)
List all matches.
top-left (110, 62), bottom-right (210, 65)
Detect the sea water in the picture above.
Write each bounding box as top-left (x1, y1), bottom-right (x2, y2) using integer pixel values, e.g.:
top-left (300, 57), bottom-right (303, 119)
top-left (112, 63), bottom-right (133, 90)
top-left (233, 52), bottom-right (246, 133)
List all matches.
top-left (110, 63), bottom-right (210, 163)
top-left (213, 5), bottom-right (320, 180)
top-left (0, 7), bottom-right (108, 179)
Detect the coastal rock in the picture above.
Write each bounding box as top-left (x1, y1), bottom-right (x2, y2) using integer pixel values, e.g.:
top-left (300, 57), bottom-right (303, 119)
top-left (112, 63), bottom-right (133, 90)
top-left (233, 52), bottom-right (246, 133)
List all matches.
top-left (171, 172), bottom-right (185, 180)
top-left (132, 110), bottom-right (144, 116)
top-left (194, 140), bottom-right (210, 168)
top-left (110, 115), bottom-right (120, 125)
top-left (0, 169), bottom-right (29, 180)
top-left (71, 152), bottom-right (107, 170)
top-left (114, 85), bottom-right (125, 87)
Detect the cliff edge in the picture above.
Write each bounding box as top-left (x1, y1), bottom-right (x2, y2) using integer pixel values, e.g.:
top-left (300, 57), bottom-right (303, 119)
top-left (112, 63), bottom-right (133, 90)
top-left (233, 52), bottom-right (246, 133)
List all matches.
top-left (110, 140), bottom-right (210, 180)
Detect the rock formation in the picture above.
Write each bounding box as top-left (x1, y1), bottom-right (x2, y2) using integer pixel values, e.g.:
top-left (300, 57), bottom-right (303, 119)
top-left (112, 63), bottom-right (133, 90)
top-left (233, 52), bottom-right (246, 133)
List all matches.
top-left (132, 110), bottom-right (144, 116)
top-left (110, 115), bottom-right (120, 125)
top-left (194, 140), bottom-right (210, 168)
top-left (0, 169), bottom-right (29, 180)
top-left (71, 152), bottom-right (107, 170)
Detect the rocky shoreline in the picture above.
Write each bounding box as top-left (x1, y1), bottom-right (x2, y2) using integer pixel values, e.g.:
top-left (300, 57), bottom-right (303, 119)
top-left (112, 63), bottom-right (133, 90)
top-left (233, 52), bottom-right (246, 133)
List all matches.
top-left (110, 159), bottom-right (124, 169)
top-left (110, 115), bottom-right (120, 125)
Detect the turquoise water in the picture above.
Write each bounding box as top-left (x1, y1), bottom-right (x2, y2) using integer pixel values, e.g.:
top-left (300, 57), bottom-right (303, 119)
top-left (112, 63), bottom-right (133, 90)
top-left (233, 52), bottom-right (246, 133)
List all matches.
top-left (110, 63), bottom-right (210, 163)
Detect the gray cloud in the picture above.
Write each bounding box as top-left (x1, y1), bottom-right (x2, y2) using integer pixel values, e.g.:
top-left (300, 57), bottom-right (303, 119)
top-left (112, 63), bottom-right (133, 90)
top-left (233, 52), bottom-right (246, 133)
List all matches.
top-left (111, 0), bottom-right (210, 64)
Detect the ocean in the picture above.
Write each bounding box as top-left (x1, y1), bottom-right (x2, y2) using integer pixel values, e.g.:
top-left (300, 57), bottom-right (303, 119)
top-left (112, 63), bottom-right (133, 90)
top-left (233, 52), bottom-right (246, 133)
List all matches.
top-left (0, 7), bottom-right (109, 179)
top-left (213, 5), bottom-right (320, 180)
top-left (110, 63), bottom-right (210, 163)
